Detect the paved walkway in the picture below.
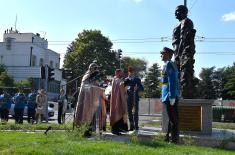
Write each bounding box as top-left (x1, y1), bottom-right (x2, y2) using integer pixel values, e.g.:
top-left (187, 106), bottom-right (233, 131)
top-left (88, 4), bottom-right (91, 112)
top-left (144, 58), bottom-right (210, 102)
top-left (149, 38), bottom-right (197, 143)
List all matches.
top-left (102, 126), bottom-right (235, 150)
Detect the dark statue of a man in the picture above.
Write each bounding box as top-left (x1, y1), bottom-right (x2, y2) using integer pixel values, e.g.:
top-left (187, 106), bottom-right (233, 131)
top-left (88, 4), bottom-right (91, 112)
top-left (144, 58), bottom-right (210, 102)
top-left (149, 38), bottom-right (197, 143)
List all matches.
top-left (172, 5), bottom-right (196, 99)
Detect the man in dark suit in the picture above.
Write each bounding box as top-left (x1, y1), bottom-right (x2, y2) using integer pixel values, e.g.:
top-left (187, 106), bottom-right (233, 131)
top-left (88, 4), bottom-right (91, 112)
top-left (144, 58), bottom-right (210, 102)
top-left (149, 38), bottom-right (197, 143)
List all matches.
top-left (125, 66), bottom-right (144, 131)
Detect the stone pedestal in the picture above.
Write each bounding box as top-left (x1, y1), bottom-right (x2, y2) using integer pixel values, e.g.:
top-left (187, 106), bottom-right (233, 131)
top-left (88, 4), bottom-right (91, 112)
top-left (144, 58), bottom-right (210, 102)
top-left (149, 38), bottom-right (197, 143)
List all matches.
top-left (162, 99), bottom-right (213, 135)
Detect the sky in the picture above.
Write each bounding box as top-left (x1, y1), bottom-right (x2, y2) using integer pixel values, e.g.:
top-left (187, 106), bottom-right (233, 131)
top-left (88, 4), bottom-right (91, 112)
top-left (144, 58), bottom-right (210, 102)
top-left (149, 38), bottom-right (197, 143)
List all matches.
top-left (1, 0), bottom-right (235, 77)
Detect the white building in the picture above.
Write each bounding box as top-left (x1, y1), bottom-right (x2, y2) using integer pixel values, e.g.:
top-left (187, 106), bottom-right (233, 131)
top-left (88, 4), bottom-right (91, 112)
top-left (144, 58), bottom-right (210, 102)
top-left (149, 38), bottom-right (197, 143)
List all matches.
top-left (0, 29), bottom-right (66, 100)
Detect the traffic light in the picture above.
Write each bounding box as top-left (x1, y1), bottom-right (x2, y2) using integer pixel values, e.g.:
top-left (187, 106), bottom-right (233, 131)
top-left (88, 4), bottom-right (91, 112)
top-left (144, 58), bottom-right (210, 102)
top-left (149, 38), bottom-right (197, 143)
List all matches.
top-left (118, 49), bottom-right (122, 59)
top-left (62, 69), bottom-right (72, 79)
top-left (48, 67), bottom-right (55, 81)
top-left (41, 66), bottom-right (45, 79)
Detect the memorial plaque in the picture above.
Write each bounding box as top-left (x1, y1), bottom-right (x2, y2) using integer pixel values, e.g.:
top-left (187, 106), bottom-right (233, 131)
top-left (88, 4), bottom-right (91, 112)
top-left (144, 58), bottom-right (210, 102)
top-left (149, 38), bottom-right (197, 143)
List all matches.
top-left (179, 106), bottom-right (202, 131)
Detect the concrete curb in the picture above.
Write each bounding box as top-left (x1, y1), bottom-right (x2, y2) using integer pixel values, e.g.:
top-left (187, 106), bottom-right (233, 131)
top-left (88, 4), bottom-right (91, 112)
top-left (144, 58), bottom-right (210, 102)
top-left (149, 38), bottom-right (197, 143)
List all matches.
top-left (102, 128), bottom-right (235, 150)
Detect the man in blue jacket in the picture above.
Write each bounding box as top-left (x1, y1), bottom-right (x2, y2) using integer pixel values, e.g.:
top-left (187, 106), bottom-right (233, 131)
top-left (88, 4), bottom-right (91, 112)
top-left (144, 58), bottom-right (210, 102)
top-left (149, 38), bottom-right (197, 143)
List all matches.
top-left (14, 88), bottom-right (27, 124)
top-left (125, 66), bottom-right (144, 131)
top-left (27, 89), bottom-right (37, 124)
top-left (160, 47), bottom-right (180, 144)
top-left (0, 90), bottom-right (12, 123)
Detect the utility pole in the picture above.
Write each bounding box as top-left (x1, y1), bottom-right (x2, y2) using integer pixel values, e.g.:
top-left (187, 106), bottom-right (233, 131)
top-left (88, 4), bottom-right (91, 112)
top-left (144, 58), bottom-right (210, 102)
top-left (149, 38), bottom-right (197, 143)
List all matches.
top-left (184, 0), bottom-right (187, 7)
top-left (44, 65), bottom-right (48, 92)
top-left (15, 14), bottom-right (17, 31)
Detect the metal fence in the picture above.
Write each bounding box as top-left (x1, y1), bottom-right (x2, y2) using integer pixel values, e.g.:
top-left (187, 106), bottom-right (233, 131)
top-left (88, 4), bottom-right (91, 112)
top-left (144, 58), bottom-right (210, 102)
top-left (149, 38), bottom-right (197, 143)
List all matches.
top-left (139, 98), bottom-right (163, 116)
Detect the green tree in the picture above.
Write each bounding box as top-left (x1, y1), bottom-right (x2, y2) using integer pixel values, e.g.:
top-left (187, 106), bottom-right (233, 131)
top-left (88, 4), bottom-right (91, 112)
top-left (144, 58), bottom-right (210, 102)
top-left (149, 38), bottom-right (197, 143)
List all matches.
top-left (144, 63), bottom-right (161, 98)
top-left (193, 76), bottom-right (202, 98)
top-left (64, 30), bottom-right (119, 76)
top-left (14, 79), bottom-right (32, 88)
top-left (0, 65), bottom-right (14, 87)
top-left (0, 71), bottom-right (14, 87)
top-left (0, 64), bottom-right (6, 74)
top-left (211, 68), bottom-right (225, 99)
top-left (198, 67), bottom-right (217, 99)
top-left (63, 29), bottom-right (119, 92)
top-left (121, 56), bottom-right (147, 77)
top-left (223, 63), bottom-right (235, 99)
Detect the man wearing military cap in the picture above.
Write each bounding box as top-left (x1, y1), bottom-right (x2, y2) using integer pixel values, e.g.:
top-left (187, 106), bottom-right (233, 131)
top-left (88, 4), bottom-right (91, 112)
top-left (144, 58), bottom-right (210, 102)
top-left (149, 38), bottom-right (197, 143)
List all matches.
top-left (160, 47), bottom-right (180, 144)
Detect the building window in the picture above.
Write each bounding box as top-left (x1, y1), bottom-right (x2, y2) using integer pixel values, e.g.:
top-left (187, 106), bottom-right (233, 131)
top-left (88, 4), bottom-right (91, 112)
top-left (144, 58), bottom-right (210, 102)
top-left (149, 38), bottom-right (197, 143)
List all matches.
top-left (39, 58), bottom-right (44, 66)
top-left (32, 55), bottom-right (37, 66)
top-left (49, 61), bottom-right (53, 68)
top-left (6, 38), bottom-right (12, 50)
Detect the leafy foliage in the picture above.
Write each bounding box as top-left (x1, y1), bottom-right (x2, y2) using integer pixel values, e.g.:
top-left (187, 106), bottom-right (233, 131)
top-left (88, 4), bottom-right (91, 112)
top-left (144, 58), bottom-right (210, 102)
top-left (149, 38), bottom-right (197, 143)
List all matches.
top-left (197, 64), bottom-right (235, 100)
top-left (198, 67), bottom-right (217, 99)
top-left (64, 29), bottom-right (118, 76)
top-left (212, 68), bottom-right (225, 99)
top-left (63, 29), bottom-right (148, 95)
top-left (0, 65), bottom-right (14, 88)
top-left (0, 64), bottom-right (6, 73)
top-left (63, 29), bottom-right (119, 92)
top-left (15, 78), bottom-right (34, 87)
top-left (144, 63), bottom-right (161, 98)
top-left (121, 56), bottom-right (147, 77)
top-left (223, 63), bottom-right (235, 99)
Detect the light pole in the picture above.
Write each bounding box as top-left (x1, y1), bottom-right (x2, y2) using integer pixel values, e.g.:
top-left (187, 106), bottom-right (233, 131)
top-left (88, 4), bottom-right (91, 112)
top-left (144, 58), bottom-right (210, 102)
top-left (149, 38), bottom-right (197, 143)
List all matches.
top-left (184, 0), bottom-right (187, 7)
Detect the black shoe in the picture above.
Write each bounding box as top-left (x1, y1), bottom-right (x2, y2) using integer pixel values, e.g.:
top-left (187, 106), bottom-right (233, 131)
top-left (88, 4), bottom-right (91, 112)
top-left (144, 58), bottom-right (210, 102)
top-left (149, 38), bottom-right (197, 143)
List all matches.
top-left (164, 135), bottom-right (170, 142)
top-left (129, 124), bottom-right (134, 131)
top-left (171, 140), bottom-right (179, 144)
top-left (171, 137), bottom-right (179, 144)
top-left (84, 130), bottom-right (92, 138)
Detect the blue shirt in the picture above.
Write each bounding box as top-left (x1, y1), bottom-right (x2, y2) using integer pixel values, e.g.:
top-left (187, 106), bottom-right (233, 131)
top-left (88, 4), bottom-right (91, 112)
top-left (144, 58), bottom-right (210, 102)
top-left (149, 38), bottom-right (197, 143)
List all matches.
top-left (27, 92), bottom-right (37, 109)
top-left (0, 93), bottom-right (12, 110)
top-left (14, 93), bottom-right (26, 109)
top-left (161, 60), bottom-right (180, 103)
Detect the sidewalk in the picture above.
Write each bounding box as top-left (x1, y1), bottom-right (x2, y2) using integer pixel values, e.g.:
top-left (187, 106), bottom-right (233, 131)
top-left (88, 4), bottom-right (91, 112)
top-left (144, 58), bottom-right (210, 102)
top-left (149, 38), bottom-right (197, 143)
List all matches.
top-left (103, 118), bottom-right (235, 150)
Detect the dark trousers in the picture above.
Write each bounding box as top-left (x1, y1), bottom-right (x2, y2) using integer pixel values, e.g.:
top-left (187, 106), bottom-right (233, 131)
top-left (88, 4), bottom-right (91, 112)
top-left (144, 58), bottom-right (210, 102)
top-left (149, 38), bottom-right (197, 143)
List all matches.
top-left (127, 93), bottom-right (139, 130)
top-left (112, 118), bottom-right (128, 134)
top-left (14, 108), bottom-right (24, 124)
top-left (0, 109), bottom-right (9, 122)
top-left (165, 100), bottom-right (179, 143)
top-left (58, 104), bottom-right (64, 124)
top-left (27, 108), bottom-right (36, 123)
top-left (84, 113), bottom-right (96, 137)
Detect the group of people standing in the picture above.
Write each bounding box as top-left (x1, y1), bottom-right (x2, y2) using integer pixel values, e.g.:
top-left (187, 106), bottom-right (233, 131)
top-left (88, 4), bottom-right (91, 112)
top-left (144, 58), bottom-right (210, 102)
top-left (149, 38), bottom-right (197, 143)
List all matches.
top-left (74, 48), bottom-right (179, 143)
top-left (110, 67), bottom-right (144, 135)
top-left (74, 62), bottom-right (144, 136)
top-left (0, 88), bottom-right (48, 124)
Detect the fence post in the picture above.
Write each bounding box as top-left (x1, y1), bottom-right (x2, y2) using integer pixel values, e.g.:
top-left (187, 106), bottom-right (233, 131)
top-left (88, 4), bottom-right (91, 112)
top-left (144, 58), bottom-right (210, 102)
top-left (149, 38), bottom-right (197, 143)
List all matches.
top-left (148, 98), bottom-right (151, 115)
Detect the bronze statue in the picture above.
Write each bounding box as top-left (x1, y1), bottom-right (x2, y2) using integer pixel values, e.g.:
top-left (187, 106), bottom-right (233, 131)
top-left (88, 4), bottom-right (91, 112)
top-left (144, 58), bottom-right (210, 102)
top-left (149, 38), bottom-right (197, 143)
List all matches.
top-left (172, 5), bottom-right (196, 99)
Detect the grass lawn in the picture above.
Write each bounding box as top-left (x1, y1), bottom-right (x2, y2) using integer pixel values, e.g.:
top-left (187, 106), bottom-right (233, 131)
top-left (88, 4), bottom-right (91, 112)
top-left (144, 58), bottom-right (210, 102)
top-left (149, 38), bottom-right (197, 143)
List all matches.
top-left (0, 131), bottom-right (234, 155)
top-left (140, 121), bottom-right (161, 127)
top-left (0, 122), bottom-right (73, 131)
top-left (2, 120), bottom-right (235, 131)
top-left (213, 122), bottom-right (235, 130)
